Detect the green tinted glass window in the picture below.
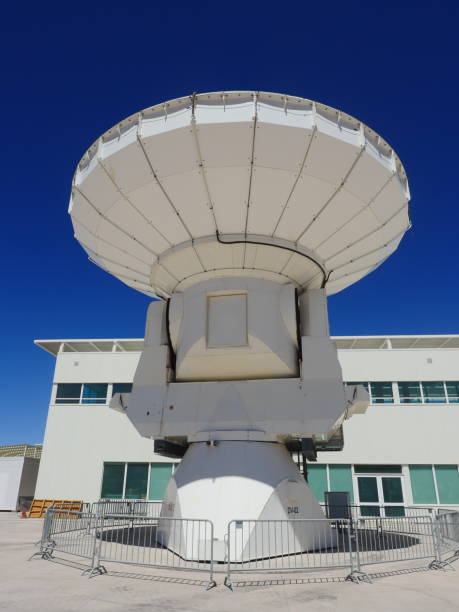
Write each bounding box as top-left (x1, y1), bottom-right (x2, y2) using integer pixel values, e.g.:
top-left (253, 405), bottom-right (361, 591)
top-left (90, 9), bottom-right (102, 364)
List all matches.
top-left (409, 465), bottom-right (437, 504)
top-left (149, 463), bottom-right (173, 500)
top-left (358, 477), bottom-right (379, 502)
top-left (370, 382), bottom-right (394, 404)
top-left (82, 383), bottom-right (108, 404)
top-left (355, 465), bottom-right (402, 474)
top-left (382, 477), bottom-right (403, 503)
top-left (329, 465), bottom-right (354, 501)
top-left (446, 382), bottom-right (459, 403)
top-left (398, 382), bottom-right (422, 403)
top-left (385, 506), bottom-right (405, 517)
top-left (435, 465), bottom-right (459, 504)
top-left (56, 383), bottom-right (81, 404)
top-left (360, 505), bottom-right (380, 517)
top-left (112, 383), bottom-right (133, 395)
top-left (125, 463), bottom-right (148, 499)
top-left (307, 465), bottom-right (327, 502)
top-left (421, 382), bottom-right (446, 403)
top-left (101, 463), bottom-right (125, 499)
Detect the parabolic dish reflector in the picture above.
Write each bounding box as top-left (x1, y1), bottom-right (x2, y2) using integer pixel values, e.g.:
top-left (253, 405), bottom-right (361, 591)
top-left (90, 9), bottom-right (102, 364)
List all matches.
top-left (69, 91), bottom-right (411, 299)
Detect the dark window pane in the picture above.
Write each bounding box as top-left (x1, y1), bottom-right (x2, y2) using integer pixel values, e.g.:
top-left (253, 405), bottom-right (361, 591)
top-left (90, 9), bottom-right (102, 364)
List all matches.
top-left (112, 383), bottom-right (133, 396)
top-left (125, 463), bottom-right (148, 499)
top-left (385, 506), bottom-right (405, 517)
top-left (370, 382), bottom-right (393, 404)
top-left (56, 383), bottom-right (81, 404)
top-left (82, 383), bottom-right (108, 404)
top-left (355, 465), bottom-right (402, 474)
top-left (435, 465), bottom-right (459, 504)
top-left (360, 505), bottom-right (380, 517)
top-left (421, 381), bottom-right (446, 403)
top-left (346, 382), bottom-right (369, 391)
top-left (358, 477), bottom-right (379, 502)
top-left (446, 382), bottom-right (459, 403)
top-left (382, 477), bottom-right (403, 503)
top-left (101, 463), bottom-right (124, 499)
top-left (398, 382), bottom-right (422, 403)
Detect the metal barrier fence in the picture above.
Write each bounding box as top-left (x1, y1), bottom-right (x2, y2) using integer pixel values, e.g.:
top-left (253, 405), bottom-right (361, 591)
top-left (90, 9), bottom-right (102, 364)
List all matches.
top-left (434, 511), bottom-right (459, 562)
top-left (224, 515), bottom-right (438, 586)
top-left (225, 518), bottom-right (353, 587)
top-left (31, 508), bottom-right (458, 588)
top-left (91, 500), bottom-right (163, 518)
top-left (350, 516), bottom-right (436, 570)
top-left (39, 509), bottom-right (97, 562)
top-left (94, 513), bottom-right (216, 587)
top-left (32, 508), bottom-right (216, 588)
top-left (320, 502), bottom-right (446, 520)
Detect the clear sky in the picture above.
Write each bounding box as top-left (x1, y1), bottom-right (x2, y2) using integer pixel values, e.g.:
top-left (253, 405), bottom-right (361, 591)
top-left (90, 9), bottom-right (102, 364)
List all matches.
top-left (1, 1), bottom-right (458, 444)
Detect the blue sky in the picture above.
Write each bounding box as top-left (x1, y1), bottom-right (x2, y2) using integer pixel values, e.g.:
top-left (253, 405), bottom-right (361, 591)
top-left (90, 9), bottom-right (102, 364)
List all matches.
top-left (1, 1), bottom-right (458, 444)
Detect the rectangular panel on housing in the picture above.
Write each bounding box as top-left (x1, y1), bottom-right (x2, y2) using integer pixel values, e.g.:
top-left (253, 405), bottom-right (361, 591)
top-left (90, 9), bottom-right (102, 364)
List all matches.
top-left (207, 293), bottom-right (247, 348)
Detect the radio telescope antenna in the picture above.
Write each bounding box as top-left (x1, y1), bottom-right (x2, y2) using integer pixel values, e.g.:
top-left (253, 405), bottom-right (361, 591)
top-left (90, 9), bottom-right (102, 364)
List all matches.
top-left (69, 91), bottom-right (410, 560)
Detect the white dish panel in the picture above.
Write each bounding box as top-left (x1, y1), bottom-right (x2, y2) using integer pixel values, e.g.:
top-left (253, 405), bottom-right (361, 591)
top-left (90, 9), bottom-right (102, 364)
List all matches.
top-left (70, 91), bottom-right (411, 298)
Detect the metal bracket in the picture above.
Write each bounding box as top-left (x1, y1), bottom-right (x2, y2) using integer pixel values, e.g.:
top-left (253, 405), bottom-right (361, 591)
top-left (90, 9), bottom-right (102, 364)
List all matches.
top-left (345, 570), bottom-right (373, 584)
top-left (429, 551), bottom-right (459, 572)
top-left (224, 575), bottom-right (233, 591)
top-left (82, 565), bottom-right (108, 578)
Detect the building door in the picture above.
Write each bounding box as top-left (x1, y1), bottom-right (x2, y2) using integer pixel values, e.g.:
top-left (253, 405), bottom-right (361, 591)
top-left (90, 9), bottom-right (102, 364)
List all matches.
top-left (357, 474), bottom-right (405, 517)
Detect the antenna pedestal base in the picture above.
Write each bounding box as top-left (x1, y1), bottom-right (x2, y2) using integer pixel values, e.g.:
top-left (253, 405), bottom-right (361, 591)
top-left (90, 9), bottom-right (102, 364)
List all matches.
top-left (157, 440), bottom-right (335, 561)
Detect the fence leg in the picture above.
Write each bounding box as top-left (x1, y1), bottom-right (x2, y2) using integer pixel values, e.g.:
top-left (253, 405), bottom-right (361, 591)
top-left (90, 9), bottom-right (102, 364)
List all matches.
top-left (224, 528), bottom-right (233, 591)
top-left (28, 510), bottom-right (55, 561)
top-left (345, 519), bottom-right (372, 584)
top-left (82, 516), bottom-right (107, 577)
top-left (206, 523), bottom-right (217, 590)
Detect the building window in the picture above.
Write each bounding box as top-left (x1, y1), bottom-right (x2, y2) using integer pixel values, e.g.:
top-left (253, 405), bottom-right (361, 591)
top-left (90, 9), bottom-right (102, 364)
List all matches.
top-left (398, 382), bottom-right (422, 403)
top-left (149, 463), bottom-right (173, 500)
top-left (346, 382), bottom-right (393, 404)
top-left (434, 465), bottom-right (459, 504)
top-left (421, 381), bottom-right (446, 403)
top-left (82, 383), bottom-right (108, 404)
top-left (125, 463), bottom-right (149, 499)
top-left (101, 463), bottom-right (125, 499)
top-left (55, 383), bottom-right (82, 404)
top-left (354, 465), bottom-right (402, 474)
top-left (409, 464), bottom-right (459, 504)
top-left (306, 464), bottom-right (354, 503)
top-left (369, 382), bottom-right (393, 404)
top-left (101, 462), bottom-right (175, 500)
top-left (112, 383), bottom-right (133, 395)
top-left (347, 382), bottom-right (369, 391)
top-left (307, 465), bottom-right (327, 503)
top-left (446, 382), bottom-right (459, 403)
top-left (409, 465), bottom-right (437, 504)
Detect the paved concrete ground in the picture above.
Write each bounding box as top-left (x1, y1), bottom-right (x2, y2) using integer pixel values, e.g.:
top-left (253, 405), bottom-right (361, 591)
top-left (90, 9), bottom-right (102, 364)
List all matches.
top-left (1, 512), bottom-right (458, 611)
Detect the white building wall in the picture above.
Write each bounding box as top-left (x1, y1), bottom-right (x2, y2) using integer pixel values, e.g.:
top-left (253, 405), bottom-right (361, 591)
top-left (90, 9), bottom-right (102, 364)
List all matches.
top-left (0, 457), bottom-right (24, 511)
top-left (318, 404), bottom-right (459, 464)
top-left (338, 348), bottom-right (459, 382)
top-left (34, 339), bottom-right (459, 504)
top-left (35, 403), bottom-right (174, 503)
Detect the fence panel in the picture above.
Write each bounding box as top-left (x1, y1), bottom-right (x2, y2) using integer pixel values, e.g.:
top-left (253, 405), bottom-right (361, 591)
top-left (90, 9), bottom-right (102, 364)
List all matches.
top-left (92, 500), bottom-right (162, 519)
top-left (226, 518), bottom-right (353, 582)
top-left (352, 516), bottom-right (436, 568)
top-left (44, 509), bottom-right (97, 561)
top-left (435, 511), bottom-right (459, 558)
top-left (93, 514), bottom-right (216, 586)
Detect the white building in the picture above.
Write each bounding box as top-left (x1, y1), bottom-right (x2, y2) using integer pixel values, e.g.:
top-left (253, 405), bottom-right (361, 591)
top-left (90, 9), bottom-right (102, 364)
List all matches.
top-left (34, 334), bottom-right (459, 515)
top-left (0, 445), bottom-right (41, 511)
